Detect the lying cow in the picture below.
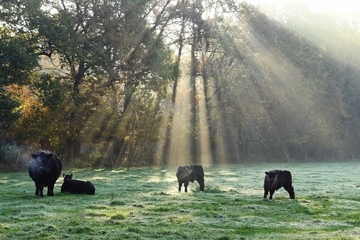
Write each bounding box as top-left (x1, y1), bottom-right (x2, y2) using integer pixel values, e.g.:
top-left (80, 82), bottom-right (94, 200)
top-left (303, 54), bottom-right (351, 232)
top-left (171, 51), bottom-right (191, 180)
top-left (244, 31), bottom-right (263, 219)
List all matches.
top-left (176, 165), bottom-right (205, 192)
top-left (61, 174), bottom-right (95, 195)
top-left (28, 150), bottom-right (62, 196)
top-left (264, 170), bottom-right (295, 200)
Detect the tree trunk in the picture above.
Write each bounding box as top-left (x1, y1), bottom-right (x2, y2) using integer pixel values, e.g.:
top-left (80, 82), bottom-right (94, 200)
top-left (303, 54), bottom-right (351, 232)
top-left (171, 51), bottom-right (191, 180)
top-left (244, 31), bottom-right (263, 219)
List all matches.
top-left (202, 69), bottom-right (217, 164)
top-left (190, 20), bottom-right (199, 164)
top-left (111, 80), bottom-right (134, 166)
top-left (66, 138), bottom-right (81, 164)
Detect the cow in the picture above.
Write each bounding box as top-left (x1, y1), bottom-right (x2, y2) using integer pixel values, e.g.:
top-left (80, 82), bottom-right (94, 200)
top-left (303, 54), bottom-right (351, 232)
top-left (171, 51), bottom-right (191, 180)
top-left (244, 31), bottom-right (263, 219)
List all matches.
top-left (176, 165), bottom-right (205, 192)
top-left (28, 150), bottom-right (62, 196)
top-left (264, 170), bottom-right (295, 200)
top-left (61, 174), bottom-right (95, 195)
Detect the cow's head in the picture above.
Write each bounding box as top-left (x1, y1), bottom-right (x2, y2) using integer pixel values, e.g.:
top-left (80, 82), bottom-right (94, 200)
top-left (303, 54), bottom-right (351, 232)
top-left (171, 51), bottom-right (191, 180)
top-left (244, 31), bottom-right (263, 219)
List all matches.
top-left (31, 151), bottom-right (55, 168)
top-left (265, 171), bottom-right (280, 188)
top-left (63, 174), bottom-right (73, 181)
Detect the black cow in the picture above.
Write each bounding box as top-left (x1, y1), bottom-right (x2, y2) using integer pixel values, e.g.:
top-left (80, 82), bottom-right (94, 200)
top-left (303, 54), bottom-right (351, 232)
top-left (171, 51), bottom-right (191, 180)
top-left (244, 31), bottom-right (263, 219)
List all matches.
top-left (176, 165), bottom-right (205, 192)
top-left (264, 170), bottom-right (295, 200)
top-left (28, 150), bottom-right (62, 196)
top-left (61, 174), bottom-right (95, 195)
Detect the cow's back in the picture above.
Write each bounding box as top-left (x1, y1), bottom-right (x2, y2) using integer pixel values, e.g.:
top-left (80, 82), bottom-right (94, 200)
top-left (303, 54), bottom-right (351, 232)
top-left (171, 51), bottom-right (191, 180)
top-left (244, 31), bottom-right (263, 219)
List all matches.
top-left (190, 165), bottom-right (204, 178)
top-left (85, 181), bottom-right (96, 195)
top-left (274, 170), bottom-right (292, 188)
top-left (176, 166), bottom-right (192, 180)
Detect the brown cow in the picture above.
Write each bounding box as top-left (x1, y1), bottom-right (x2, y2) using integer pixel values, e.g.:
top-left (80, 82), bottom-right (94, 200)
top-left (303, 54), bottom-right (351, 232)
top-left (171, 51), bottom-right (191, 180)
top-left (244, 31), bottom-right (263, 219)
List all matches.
top-left (264, 170), bottom-right (295, 200)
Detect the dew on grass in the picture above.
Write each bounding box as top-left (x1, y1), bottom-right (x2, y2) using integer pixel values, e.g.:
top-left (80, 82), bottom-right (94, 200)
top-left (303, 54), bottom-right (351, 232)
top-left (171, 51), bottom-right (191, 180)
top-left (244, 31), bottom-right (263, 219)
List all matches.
top-left (2, 161), bottom-right (360, 239)
top-left (111, 213), bottom-right (126, 220)
top-left (109, 200), bottom-right (126, 206)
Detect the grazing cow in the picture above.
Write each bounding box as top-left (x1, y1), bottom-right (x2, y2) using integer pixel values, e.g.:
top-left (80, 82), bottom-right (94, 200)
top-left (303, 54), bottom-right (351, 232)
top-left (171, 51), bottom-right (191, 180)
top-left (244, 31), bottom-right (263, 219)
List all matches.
top-left (61, 174), bottom-right (95, 195)
top-left (264, 170), bottom-right (295, 200)
top-left (28, 150), bottom-right (62, 196)
top-left (176, 165), bottom-right (205, 192)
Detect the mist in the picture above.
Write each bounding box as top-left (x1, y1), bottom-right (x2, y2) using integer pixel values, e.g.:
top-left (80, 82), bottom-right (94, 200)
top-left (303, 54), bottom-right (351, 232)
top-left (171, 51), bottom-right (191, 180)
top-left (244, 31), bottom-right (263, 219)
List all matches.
top-left (157, 0), bottom-right (360, 164)
top-left (245, 0), bottom-right (360, 69)
top-left (2, 0), bottom-right (360, 168)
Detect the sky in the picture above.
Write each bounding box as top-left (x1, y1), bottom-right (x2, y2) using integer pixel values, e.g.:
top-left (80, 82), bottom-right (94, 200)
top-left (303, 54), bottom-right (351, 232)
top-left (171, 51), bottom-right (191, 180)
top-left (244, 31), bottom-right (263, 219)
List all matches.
top-left (243, 0), bottom-right (360, 15)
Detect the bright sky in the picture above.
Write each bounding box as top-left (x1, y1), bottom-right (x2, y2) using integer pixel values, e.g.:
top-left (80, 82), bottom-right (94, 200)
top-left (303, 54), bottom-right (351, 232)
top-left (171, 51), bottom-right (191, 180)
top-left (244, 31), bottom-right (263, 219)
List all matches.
top-left (243, 0), bottom-right (360, 15)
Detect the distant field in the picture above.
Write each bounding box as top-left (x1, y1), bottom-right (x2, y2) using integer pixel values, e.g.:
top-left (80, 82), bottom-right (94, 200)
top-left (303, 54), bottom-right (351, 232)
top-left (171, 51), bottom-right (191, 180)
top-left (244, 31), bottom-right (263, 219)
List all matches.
top-left (1, 161), bottom-right (360, 239)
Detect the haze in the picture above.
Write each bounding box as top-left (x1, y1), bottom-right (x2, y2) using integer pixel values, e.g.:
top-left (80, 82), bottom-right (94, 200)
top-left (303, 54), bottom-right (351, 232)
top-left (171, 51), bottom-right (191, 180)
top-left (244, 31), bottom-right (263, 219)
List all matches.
top-left (245, 0), bottom-right (360, 15)
top-left (2, 0), bottom-right (360, 167)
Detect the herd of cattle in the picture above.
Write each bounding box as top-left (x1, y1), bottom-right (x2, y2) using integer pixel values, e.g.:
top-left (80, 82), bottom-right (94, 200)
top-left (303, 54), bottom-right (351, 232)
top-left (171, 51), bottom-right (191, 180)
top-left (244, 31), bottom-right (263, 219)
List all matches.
top-left (28, 151), bottom-right (95, 196)
top-left (28, 150), bottom-right (295, 199)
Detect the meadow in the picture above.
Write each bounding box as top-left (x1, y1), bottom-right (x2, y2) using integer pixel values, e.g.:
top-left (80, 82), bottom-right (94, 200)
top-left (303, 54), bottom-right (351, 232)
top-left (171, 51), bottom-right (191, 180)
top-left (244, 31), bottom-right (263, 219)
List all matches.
top-left (1, 161), bottom-right (360, 239)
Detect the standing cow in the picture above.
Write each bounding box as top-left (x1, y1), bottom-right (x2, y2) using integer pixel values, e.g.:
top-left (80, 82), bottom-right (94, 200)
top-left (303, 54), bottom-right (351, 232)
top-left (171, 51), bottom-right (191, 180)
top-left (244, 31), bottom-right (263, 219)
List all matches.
top-left (28, 150), bottom-right (62, 196)
top-left (264, 170), bottom-right (295, 200)
top-left (61, 174), bottom-right (95, 195)
top-left (176, 165), bottom-right (205, 192)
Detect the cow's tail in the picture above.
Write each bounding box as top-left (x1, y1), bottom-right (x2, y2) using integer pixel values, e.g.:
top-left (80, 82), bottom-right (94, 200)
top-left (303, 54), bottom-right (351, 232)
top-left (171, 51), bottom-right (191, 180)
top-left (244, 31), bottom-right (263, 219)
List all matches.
top-left (285, 171), bottom-right (292, 184)
top-left (290, 173), bottom-right (292, 183)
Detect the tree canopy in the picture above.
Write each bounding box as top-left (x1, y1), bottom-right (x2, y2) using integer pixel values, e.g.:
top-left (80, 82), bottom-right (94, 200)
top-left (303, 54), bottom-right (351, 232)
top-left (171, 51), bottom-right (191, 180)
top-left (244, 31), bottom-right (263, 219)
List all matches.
top-left (1, 0), bottom-right (360, 167)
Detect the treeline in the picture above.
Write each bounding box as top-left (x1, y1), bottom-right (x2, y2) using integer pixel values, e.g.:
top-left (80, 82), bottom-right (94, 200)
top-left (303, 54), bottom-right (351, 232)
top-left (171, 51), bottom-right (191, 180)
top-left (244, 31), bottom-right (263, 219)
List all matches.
top-left (0, 0), bottom-right (176, 168)
top-left (1, 1), bottom-right (360, 169)
top-left (206, 4), bottom-right (360, 162)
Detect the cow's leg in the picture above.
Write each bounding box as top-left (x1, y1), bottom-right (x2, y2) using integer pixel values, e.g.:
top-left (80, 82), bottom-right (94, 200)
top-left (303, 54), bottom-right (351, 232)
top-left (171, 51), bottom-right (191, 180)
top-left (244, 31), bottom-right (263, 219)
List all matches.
top-left (264, 189), bottom-right (268, 198)
top-left (47, 185), bottom-right (54, 196)
top-left (38, 185), bottom-right (44, 197)
top-left (178, 181), bottom-right (182, 192)
top-left (284, 185), bottom-right (295, 199)
top-left (184, 181), bottom-right (189, 193)
top-left (35, 183), bottom-right (40, 196)
top-left (269, 189), bottom-right (275, 200)
top-left (198, 180), bottom-right (205, 191)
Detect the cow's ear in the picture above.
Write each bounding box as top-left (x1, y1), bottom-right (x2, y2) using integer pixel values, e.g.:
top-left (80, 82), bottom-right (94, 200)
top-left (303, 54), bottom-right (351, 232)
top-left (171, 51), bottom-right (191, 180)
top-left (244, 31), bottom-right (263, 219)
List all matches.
top-left (265, 172), bottom-right (269, 175)
top-left (31, 154), bottom-right (38, 158)
top-left (71, 174), bottom-right (73, 178)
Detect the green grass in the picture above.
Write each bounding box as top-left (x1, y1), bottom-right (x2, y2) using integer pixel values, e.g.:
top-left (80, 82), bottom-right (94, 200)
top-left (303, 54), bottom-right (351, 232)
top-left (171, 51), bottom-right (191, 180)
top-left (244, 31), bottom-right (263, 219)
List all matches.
top-left (1, 161), bottom-right (360, 239)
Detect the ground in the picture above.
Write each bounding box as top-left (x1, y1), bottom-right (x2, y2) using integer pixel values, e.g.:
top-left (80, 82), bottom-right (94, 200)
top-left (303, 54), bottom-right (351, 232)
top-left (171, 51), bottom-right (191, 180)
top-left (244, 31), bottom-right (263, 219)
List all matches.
top-left (1, 161), bottom-right (360, 239)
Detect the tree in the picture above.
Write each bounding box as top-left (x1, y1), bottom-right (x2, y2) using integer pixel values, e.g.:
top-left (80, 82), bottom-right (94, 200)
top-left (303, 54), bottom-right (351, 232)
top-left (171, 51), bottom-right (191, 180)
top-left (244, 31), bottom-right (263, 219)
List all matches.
top-left (1, 0), bottom-right (176, 163)
top-left (0, 25), bottom-right (39, 161)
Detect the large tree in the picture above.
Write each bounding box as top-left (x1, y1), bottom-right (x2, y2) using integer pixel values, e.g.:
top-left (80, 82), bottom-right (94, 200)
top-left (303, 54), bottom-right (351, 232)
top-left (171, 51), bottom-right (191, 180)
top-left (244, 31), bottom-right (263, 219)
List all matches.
top-left (0, 26), bottom-right (39, 160)
top-left (1, 0), bottom-right (175, 164)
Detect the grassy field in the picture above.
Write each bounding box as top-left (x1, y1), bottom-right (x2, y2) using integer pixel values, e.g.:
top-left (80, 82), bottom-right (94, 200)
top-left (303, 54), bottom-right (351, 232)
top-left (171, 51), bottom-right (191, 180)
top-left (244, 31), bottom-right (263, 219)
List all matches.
top-left (1, 161), bottom-right (360, 239)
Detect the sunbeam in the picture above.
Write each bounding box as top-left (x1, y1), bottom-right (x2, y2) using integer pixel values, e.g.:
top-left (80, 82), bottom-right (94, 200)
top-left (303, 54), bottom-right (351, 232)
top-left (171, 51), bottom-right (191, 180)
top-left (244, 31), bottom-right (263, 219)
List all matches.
top-left (244, 0), bottom-right (360, 15)
top-left (167, 73), bottom-right (191, 167)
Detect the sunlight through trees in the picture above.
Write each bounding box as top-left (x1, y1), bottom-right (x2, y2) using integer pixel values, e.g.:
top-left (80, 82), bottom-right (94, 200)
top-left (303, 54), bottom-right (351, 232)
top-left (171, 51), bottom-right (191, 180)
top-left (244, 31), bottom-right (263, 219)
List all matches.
top-left (1, 0), bottom-right (360, 168)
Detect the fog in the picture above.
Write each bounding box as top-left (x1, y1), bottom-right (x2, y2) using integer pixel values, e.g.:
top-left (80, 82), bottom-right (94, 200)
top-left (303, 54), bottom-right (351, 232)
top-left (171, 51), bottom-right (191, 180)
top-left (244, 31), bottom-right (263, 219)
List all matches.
top-left (245, 0), bottom-right (360, 15)
top-left (3, 0), bottom-right (360, 167)
top-left (244, 0), bottom-right (360, 68)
